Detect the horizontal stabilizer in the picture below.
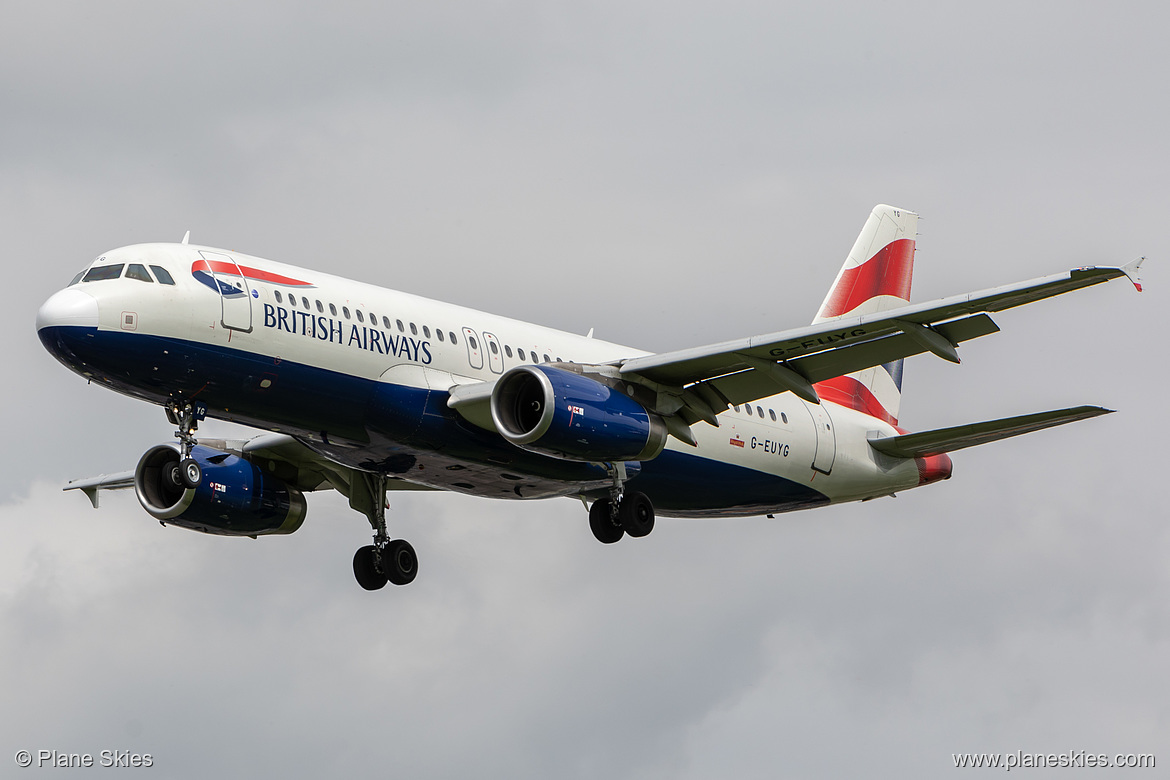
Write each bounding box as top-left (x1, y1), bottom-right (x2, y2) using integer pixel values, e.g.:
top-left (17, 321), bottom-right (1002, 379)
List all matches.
top-left (868, 406), bottom-right (1113, 459)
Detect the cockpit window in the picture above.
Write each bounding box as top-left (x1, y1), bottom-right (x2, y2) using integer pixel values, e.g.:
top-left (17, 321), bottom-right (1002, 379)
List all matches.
top-left (82, 264), bottom-right (124, 282)
top-left (126, 264), bottom-right (154, 283)
top-left (68, 270), bottom-right (85, 286)
top-left (150, 265), bottom-right (175, 285)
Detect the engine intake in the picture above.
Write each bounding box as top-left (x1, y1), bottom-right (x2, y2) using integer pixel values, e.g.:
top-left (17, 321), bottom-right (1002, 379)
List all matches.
top-left (135, 444), bottom-right (306, 536)
top-left (490, 365), bottom-right (667, 462)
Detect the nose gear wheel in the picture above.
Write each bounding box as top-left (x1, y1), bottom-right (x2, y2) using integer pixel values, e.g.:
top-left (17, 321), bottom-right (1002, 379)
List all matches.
top-left (164, 400), bottom-right (206, 487)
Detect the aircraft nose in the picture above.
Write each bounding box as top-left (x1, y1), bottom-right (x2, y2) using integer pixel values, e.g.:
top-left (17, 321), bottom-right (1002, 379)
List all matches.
top-left (36, 288), bottom-right (99, 331)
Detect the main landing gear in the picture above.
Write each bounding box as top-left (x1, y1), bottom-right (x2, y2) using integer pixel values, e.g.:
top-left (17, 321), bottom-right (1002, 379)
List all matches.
top-left (164, 400), bottom-right (205, 489)
top-left (350, 472), bottom-right (418, 591)
top-left (588, 463), bottom-right (655, 544)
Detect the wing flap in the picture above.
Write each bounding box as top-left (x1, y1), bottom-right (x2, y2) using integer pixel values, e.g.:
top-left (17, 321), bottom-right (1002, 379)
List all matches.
top-left (868, 406), bottom-right (1113, 459)
top-left (694, 313), bottom-right (1000, 408)
top-left (240, 433), bottom-right (435, 493)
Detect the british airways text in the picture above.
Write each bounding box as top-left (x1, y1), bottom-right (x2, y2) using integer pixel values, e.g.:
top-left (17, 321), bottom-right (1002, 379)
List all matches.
top-left (263, 304), bottom-right (432, 363)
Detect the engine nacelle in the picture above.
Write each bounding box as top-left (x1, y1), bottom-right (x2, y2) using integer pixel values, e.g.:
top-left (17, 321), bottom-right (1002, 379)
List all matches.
top-left (134, 444), bottom-right (307, 536)
top-left (490, 365), bottom-right (667, 462)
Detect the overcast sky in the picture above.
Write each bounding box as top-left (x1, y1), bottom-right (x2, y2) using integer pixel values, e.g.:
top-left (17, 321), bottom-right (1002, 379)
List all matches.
top-left (3, 2), bottom-right (1167, 777)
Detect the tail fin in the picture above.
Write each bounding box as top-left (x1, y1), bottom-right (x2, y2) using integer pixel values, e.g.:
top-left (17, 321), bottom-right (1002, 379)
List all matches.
top-left (811, 204), bottom-right (918, 425)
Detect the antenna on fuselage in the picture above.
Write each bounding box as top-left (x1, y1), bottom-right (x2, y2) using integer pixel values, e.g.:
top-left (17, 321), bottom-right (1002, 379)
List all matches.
top-left (181, 230), bottom-right (190, 245)
top-left (585, 328), bottom-right (594, 339)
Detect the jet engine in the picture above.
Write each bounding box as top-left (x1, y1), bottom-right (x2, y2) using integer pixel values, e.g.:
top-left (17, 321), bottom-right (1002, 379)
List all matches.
top-left (490, 365), bottom-right (667, 462)
top-left (134, 444), bottom-right (306, 536)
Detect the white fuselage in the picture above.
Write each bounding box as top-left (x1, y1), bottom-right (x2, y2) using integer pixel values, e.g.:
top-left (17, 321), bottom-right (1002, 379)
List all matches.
top-left (38, 243), bottom-right (927, 517)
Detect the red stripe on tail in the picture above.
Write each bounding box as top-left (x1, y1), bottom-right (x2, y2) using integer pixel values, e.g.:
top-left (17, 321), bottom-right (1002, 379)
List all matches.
top-left (814, 375), bottom-right (898, 426)
top-left (818, 238), bottom-right (914, 318)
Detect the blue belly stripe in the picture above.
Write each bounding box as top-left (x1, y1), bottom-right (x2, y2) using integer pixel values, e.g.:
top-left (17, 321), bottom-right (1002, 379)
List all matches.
top-left (40, 325), bottom-right (829, 517)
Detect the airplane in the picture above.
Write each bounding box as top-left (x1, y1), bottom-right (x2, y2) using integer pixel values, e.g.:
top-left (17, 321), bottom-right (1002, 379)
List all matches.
top-left (35, 205), bottom-right (1144, 590)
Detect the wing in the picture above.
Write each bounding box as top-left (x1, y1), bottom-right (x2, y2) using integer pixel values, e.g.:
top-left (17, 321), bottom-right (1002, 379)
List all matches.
top-left (65, 433), bottom-right (435, 509)
top-left (614, 259), bottom-right (1143, 429)
top-left (65, 471), bottom-right (136, 508)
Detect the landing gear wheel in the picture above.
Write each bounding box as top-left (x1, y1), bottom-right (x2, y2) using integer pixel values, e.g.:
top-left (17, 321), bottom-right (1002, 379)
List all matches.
top-left (382, 539), bottom-right (418, 586)
top-left (179, 458), bottom-right (202, 489)
top-left (353, 545), bottom-right (388, 590)
top-left (165, 461), bottom-right (184, 490)
top-left (589, 499), bottom-right (625, 544)
top-left (619, 491), bottom-right (655, 538)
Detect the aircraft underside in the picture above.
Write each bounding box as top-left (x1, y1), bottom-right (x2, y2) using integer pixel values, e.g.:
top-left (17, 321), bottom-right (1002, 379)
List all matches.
top-left (40, 324), bottom-right (830, 518)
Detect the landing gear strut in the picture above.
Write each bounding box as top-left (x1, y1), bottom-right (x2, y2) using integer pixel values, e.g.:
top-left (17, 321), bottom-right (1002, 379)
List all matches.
top-left (587, 463), bottom-right (655, 544)
top-left (351, 472), bottom-right (417, 590)
top-left (165, 400), bottom-right (204, 488)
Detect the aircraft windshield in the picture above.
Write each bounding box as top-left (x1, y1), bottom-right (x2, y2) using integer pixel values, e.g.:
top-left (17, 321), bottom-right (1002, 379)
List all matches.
top-left (126, 264), bottom-right (154, 283)
top-left (81, 264), bottom-right (124, 282)
top-left (70, 261), bottom-right (176, 286)
top-left (150, 265), bottom-right (175, 285)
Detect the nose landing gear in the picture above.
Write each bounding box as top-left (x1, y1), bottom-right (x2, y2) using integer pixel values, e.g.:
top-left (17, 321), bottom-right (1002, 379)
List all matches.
top-left (164, 400), bottom-right (206, 488)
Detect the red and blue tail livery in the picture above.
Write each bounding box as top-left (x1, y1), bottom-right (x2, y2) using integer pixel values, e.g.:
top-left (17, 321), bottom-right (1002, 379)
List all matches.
top-left (36, 206), bottom-right (1144, 590)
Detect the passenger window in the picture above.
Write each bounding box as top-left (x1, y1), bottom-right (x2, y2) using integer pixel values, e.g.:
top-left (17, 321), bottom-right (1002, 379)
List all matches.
top-left (330, 303), bottom-right (337, 316)
top-left (291, 296), bottom-right (298, 308)
top-left (781, 412), bottom-right (788, 424)
top-left (733, 405), bottom-right (740, 413)
top-left (518, 348), bottom-right (527, 361)
top-left (396, 320), bottom-right (405, 332)
top-left (410, 323), bottom-right (418, 335)
top-left (82, 264), bottom-right (124, 282)
top-left (746, 405), bottom-right (753, 416)
top-left (505, 345), bottom-right (513, 358)
top-left (543, 354), bottom-right (551, 363)
top-left (316, 300), bottom-right (324, 313)
top-left (469, 336), bottom-right (478, 350)
top-left (356, 310), bottom-right (364, 323)
top-left (437, 330), bottom-right (445, 342)
top-left (489, 341), bottom-right (498, 354)
top-left (757, 406), bottom-right (764, 417)
top-left (302, 297), bottom-right (310, 309)
top-left (449, 332), bottom-right (457, 345)
top-left (343, 307), bottom-right (351, 319)
top-left (275, 290), bottom-right (283, 303)
top-left (149, 266), bottom-right (175, 285)
top-left (423, 326), bottom-right (431, 338)
top-left (769, 409), bottom-right (777, 422)
top-left (382, 316), bottom-right (391, 329)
